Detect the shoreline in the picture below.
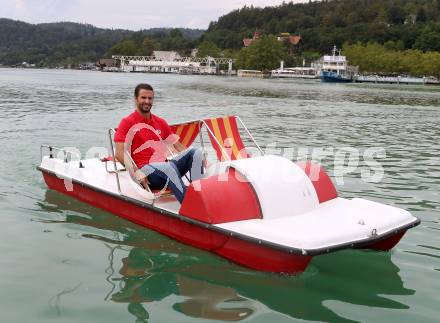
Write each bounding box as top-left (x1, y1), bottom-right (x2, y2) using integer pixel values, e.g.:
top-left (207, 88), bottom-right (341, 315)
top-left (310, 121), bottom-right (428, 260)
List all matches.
top-left (2, 66), bottom-right (439, 86)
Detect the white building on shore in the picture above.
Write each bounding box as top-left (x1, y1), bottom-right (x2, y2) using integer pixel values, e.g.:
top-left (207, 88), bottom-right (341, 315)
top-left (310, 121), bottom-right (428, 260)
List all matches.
top-left (112, 52), bottom-right (234, 75)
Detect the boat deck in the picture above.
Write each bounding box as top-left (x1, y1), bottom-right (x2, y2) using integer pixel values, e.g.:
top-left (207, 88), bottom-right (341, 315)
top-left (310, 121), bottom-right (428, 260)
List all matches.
top-left (39, 156), bottom-right (183, 213)
top-left (216, 197), bottom-right (416, 252)
top-left (39, 156), bottom-right (418, 253)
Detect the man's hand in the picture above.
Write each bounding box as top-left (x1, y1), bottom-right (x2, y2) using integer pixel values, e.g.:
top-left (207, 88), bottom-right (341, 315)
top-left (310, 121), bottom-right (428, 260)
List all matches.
top-left (134, 170), bottom-right (149, 188)
top-left (172, 141), bottom-right (187, 153)
top-left (164, 134), bottom-right (186, 154)
top-left (202, 157), bottom-right (209, 169)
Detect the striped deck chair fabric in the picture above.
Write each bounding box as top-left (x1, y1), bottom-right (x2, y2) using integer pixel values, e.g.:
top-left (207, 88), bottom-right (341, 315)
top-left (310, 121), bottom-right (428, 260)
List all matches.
top-left (203, 116), bottom-right (248, 161)
top-left (170, 121), bottom-right (200, 148)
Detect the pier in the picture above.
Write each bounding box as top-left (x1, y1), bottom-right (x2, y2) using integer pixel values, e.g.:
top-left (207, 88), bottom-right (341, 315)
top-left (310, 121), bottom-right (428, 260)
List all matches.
top-left (112, 54), bottom-right (234, 75)
top-left (354, 75), bottom-right (439, 85)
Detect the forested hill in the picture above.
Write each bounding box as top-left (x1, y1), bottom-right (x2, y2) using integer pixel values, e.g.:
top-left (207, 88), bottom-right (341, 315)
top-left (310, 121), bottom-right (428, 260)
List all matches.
top-left (0, 18), bottom-right (204, 67)
top-left (0, 19), bottom-right (131, 66)
top-left (202, 0), bottom-right (440, 52)
top-left (2, 0), bottom-right (440, 68)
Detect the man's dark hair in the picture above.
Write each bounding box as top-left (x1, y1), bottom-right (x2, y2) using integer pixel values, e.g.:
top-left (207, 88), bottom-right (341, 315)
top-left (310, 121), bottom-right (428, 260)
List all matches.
top-left (134, 83), bottom-right (154, 97)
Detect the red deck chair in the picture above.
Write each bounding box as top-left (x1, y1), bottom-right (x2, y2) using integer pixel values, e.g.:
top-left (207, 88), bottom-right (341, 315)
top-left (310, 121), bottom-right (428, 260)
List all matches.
top-left (170, 120), bottom-right (201, 148)
top-left (203, 116), bottom-right (248, 161)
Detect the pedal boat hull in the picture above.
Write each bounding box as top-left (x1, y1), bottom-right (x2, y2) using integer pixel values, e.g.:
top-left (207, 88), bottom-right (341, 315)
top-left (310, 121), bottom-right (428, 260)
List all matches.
top-left (38, 162), bottom-right (419, 274)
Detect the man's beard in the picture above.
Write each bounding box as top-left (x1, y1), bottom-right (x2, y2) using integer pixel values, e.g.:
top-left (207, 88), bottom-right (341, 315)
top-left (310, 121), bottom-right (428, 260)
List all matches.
top-left (138, 103), bottom-right (151, 114)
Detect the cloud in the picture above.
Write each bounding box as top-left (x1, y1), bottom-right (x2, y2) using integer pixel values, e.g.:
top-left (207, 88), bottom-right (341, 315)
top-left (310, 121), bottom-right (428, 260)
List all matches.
top-left (0, 0), bottom-right (307, 29)
top-left (15, 0), bottom-right (24, 10)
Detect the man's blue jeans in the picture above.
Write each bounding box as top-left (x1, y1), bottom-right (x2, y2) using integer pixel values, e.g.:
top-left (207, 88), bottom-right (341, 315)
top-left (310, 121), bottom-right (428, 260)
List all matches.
top-left (140, 148), bottom-right (204, 203)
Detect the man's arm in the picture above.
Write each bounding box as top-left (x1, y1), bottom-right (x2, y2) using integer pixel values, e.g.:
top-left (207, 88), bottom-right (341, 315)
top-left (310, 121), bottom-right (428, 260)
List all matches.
top-left (173, 141), bottom-right (187, 152)
top-left (114, 142), bottom-right (126, 166)
top-left (164, 133), bottom-right (186, 154)
top-left (115, 142), bottom-right (149, 187)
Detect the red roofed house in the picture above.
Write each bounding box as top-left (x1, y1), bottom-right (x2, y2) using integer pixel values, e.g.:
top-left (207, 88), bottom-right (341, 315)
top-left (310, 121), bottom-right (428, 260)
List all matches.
top-left (287, 35), bottom-right (302, 46)
top-left (277, 33), bottom-right (302, 45)
top-left (277, 33), bottom-right (303, 54)
top-left (243, 31), bottom-right (302, 53)
top-left (243, 31), bottom-right (261, 47)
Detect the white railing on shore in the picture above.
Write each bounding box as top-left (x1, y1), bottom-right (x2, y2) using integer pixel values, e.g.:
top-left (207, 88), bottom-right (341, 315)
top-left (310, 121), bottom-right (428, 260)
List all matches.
top-left (112, 55), bottom-right (234, 65)
top-left (355, 75), bottom-right (427, 84)
top-left (112, 55), bottom-right (235, 75)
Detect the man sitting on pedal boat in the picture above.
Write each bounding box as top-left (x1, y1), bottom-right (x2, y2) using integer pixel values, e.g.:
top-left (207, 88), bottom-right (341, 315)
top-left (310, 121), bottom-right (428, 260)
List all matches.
top-left (114, 83), bottom-right (204, 203)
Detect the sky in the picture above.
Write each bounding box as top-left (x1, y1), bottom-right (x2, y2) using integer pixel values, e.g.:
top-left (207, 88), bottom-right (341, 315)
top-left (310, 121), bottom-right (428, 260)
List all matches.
top-left (1, 0), bottom-right (307, 30)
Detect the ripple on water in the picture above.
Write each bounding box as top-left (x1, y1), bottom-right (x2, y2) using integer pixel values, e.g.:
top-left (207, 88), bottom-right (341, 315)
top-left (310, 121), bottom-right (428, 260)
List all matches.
top-left (1, 70), bottom-right (440, 323)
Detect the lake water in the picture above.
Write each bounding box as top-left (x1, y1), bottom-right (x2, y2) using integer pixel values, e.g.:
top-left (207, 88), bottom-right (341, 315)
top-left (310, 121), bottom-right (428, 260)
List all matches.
top-left (0, 68), bottom-right (439, 323)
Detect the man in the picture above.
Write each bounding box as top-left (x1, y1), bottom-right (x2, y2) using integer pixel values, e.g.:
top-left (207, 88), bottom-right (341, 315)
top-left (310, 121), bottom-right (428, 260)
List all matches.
top-left (114, 83), bottom-right (203, 203)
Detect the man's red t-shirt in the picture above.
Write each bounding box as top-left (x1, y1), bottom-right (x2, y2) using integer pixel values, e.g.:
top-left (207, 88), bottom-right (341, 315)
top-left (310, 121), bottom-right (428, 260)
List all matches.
top-left (114, 110), bottom-right (173, 168)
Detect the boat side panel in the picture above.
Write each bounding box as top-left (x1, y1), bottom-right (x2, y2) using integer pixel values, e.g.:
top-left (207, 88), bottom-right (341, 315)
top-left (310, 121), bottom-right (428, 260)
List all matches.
top-left (42, 172), bottom-right (228, 251)
top-left (357, 231), bottom-right (405, 251)
top-left (42, 172), bottom-right (311, 273)
top-left (179, 169), bottom-right (262, 224)
top-left (297, 161), bottom-right (338, 203)
top-left (215, 236), bottom-right (312, 274)
top-left (228, 155), bottom-right (320, 219)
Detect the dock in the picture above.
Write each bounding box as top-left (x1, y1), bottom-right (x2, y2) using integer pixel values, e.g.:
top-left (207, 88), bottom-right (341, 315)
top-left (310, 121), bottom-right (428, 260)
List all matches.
top-left (112, 53), bottom-right (234, 75)
top-left (354, 75), bottom-right (439, 85)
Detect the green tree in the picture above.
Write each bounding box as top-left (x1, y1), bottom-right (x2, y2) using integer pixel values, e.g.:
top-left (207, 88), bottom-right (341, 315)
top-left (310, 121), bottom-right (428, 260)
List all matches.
top-left (414, 32), bottom-right (440, 51)
top-left (197, 41), bottom-right (221, 57)
top-left (416, 7), bottom-right (427, 23)
top-left (222, 49), bottom-right (238, 60)
top-left (387, 5), bottom-right (406, 24)
top-left (169, 28), bottom-right (183, 38)
top-left (201, 0), bottom-right (440, 53)
top-left (236, 35), bottom-right (287, 71)
top-left (106, 40), bottom-right (138, 56)
top-left (343, 42), bottom-right (440, 77)
top-left (384, 40), bottom-right (405, 51)
top-left (139, 37), bottom-right (156, 56)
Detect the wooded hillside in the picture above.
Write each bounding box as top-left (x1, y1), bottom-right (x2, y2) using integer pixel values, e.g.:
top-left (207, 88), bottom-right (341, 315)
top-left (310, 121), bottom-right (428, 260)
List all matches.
top-left (0, 18), bottom-right (203, 67)
top-left (202, 0), bottom-right (440, 52)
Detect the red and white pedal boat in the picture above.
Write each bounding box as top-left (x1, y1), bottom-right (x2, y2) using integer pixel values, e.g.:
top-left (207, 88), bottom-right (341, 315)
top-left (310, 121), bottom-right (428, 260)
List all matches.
top-left (38, 116), bottom-right (420, 274)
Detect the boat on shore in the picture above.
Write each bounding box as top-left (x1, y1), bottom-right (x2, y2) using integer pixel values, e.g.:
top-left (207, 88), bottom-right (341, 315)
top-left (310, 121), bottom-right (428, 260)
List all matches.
top-left (317, 46), bottom-right (356, 83)
top-left (320, 70), bottom-right (352, 83)
top-left (237, 69), bottom-right (264, 78)
top-left (271, 67), bottom-right (318, 79)
top-left (37, 116), bottom-right (419, 274)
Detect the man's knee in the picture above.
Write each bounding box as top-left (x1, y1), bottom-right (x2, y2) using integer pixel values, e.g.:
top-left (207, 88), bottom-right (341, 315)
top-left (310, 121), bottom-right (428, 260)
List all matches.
top-left (140, 165), bottom-right (155, 176)
top-left (191, 147), bottom-right (205, 163)
top-left (185, 147), bottom-right (197, 157)
top-left (166, 161), bottom-right (182, 177)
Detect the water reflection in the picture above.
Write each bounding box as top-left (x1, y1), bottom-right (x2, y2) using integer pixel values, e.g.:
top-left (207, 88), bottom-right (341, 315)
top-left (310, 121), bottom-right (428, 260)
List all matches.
top-left (176, 79), bottom-right (440, 107)
top-left (37, 190), bottom-right (416, 323)
top-left (178, 83), bottom-right (290, 99)
top-left (109, 247), bottom-right (254, 322)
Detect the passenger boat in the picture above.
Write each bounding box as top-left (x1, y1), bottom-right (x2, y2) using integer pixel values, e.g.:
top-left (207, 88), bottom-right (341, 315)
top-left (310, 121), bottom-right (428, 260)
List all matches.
top-left (237, 69), bottom-right (264, 78)
top-left (37, 116), bottom-right (420, 274)
top-left (320, 70), bottom-right (353, 83)
top-left (271, 67), bottom-right (318, 79)
top-left (318, 46), bottom-right (355, 83)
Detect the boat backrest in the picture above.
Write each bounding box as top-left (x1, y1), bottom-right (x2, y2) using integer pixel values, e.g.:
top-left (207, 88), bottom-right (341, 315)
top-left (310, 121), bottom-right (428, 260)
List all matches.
top-left (170, 120), bottom-right (200, 148)
top-left (202, 116), bottom-right (248, 161)
top-left (111, 116), bottom-right (253, 163)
